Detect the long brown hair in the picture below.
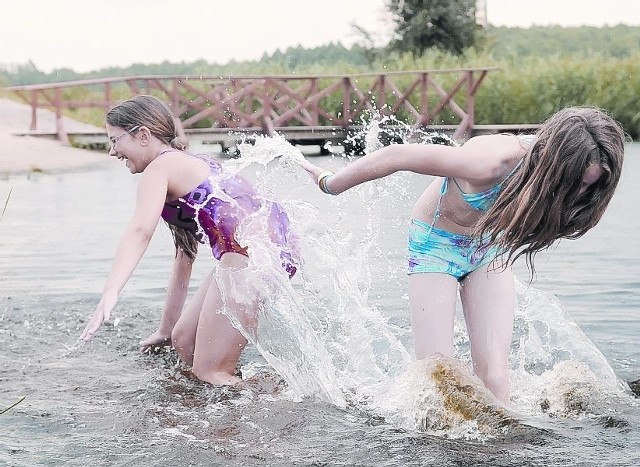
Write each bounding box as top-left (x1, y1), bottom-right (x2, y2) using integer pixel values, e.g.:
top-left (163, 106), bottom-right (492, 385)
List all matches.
top-left (106, 95), bottom-right (199, 260)
top-left (475, 107), bottom-right (625, 273)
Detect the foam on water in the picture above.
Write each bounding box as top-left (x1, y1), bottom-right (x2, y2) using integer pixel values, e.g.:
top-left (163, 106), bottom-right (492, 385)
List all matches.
top-left (199, 115), bottom-right (636, 440)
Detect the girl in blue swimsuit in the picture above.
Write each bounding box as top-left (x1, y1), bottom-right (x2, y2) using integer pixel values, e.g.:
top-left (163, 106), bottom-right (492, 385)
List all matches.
top-left (299, 108), bottom-right (624, 405)
top-left (80, 95), bottom-right (299, 386)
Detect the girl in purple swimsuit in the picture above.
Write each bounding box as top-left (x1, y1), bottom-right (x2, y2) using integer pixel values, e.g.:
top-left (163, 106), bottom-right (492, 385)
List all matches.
top-left (80, 95), bottom-right (299, 385)
top-left (299, 107), bottom-right (625, 405)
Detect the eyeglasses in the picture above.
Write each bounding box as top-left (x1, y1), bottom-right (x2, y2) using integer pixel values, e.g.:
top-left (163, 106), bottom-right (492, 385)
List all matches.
top-left (109, 125), bottom-right (140, 151)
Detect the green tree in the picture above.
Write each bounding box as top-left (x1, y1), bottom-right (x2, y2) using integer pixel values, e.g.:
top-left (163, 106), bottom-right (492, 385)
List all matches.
top-left (386, 0), bottom-right (479, 55)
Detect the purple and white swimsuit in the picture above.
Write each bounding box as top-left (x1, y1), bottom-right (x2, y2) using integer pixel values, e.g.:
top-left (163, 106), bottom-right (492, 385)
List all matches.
top-left (161, 154), bottom-right (298, 277)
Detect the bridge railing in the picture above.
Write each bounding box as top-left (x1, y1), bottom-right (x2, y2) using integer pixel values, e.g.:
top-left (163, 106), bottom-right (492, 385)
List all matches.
top-left (3, 68), bottom-right (498, 144)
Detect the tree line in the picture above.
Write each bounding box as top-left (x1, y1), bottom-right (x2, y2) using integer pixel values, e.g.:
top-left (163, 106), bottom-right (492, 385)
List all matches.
top-left (2, 23), bottom-right (639, 86)
top-left (1, 0), bottom-right (639, 137)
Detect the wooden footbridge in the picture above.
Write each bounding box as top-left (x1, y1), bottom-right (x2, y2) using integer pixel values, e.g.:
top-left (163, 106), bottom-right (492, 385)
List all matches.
top-left (3, 68), bottom-right (538, 153)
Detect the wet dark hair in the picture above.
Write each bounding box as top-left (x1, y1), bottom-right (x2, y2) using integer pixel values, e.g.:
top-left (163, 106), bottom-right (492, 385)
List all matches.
top-left (475, 107), bottom-right (625, 273)
top-left (107, 95), bottom-right (198, 260)
top-left (166, 224), bottom-right (199, 261)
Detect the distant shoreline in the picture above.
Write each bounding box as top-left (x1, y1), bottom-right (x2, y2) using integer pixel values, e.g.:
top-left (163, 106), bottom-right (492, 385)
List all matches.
top-left (0, 132), bottom-right (114, 177)
top-left (0, 97), bottom-right (112, 176)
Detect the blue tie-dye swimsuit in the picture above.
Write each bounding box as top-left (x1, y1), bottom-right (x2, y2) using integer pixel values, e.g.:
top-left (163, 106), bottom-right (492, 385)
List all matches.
top-left (408, 140), bottom-right (530, 280)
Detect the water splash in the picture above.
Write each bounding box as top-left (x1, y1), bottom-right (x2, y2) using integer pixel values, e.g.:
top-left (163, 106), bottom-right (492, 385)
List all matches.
top-left (207, 114), bottom-right (634, 439)
top-left (510, 279), bottom-right (632, 418)
top-left (361, 356), bottom-right (525, 439)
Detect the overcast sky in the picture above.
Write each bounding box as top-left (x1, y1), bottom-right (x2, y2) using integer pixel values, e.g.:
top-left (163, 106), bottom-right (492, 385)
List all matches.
top-left (1, 0), bottom-right (638, 73)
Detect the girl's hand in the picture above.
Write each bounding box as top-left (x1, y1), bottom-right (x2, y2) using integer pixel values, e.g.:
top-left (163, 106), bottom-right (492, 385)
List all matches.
top-left (80, 293), bottom-right (118, 341)
top-left (297, 158), bottom-right (325, 183)
top-left (140, 330), bottom-right (172, 353)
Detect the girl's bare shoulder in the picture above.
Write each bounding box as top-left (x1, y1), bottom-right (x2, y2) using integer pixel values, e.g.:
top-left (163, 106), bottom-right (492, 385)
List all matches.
top-left (460, 134), bottom-right (528, 181)
top-left (150, 151), bottom-right (207, 173)
top-left (463, 133), bottom-right (526, 150)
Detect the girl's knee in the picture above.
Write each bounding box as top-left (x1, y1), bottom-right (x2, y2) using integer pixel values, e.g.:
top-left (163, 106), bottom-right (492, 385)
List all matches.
top-left (170, 323), bottom-right (184, 345)
top-left (171, 325), bottom-right (195, 364)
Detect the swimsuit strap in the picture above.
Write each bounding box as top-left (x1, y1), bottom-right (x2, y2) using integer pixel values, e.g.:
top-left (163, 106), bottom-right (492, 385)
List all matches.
top-left (419, 177), bottom-right (448, 245)
top-left (451, 158), bottom-right (524, 196)
top-left (157, 148), bottom-right (180, 157)
top-left (451, 176), bottom-right (478, 195)
top-left (502, 158), bottom-right (523, 184)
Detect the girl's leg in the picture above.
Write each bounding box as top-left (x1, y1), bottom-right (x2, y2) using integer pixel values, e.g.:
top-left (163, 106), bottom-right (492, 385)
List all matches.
top-left (409, 272), bottom-right (460, 359)
top-left (460, 265), bottom-right (515, 405)
top-left (191, 252), bottom-right (257, 386)
top-left (171, 273), bottom-right (214, 365)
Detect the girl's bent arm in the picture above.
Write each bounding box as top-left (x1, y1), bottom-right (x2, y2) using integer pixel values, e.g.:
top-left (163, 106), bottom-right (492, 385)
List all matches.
top-left (140, 248), bottom-right (192, 352)
top-left (158, 249), bottom-right (193, 336)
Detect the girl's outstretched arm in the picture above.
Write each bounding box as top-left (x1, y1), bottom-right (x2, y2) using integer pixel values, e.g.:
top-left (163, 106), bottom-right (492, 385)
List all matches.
top-left (140, 248), bottom-right (193, 352)
top-left (299, 136), bottom-right (513, 195)
top-left (297, 145), bottom-right (409, 194)
top-left (80, 168), bottom-right (169, 341)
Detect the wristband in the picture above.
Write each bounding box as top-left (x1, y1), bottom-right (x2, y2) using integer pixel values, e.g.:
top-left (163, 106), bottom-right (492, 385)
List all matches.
top-left (317, 171), bottom-right (336, 195)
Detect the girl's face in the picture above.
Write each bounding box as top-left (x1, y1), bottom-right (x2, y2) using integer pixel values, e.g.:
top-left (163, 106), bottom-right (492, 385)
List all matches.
top-left (580, 163), bottom-right (603, 194)
top-left (106, 124), bottom-right (145, 174)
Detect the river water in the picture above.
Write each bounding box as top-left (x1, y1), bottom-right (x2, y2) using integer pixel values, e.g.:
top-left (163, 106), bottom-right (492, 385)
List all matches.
top-left (1, 136), bottom-right (638, 466)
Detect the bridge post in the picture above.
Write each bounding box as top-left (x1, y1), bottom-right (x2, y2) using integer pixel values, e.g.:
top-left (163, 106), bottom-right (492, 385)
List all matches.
top-left (29, 90), bottom-right (38, 131)
top-left (54, 88), bottom-right (70, 145)
top-left (104, 82), bottom-right (112, 111)
top-left (418, 73), bottom-right (430, 126)
top-left (342, 77), bottom-right (352, 127)
top-left (452, 71), bottom-right (476, 139)
top-left (310, 78), bottom-right (319, 126)
top-left (262, 116), bottom-right (274, 136)
top-left (464, 70), bottom-right (476, 138)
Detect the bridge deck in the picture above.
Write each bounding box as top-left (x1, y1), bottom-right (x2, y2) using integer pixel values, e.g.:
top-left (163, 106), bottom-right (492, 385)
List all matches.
top-left (12, 123), bottom-right (542, 155)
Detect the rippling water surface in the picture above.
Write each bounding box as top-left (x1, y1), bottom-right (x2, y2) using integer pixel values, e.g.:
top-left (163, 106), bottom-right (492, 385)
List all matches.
top-left (1, 139), bottom-right (638, 466)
